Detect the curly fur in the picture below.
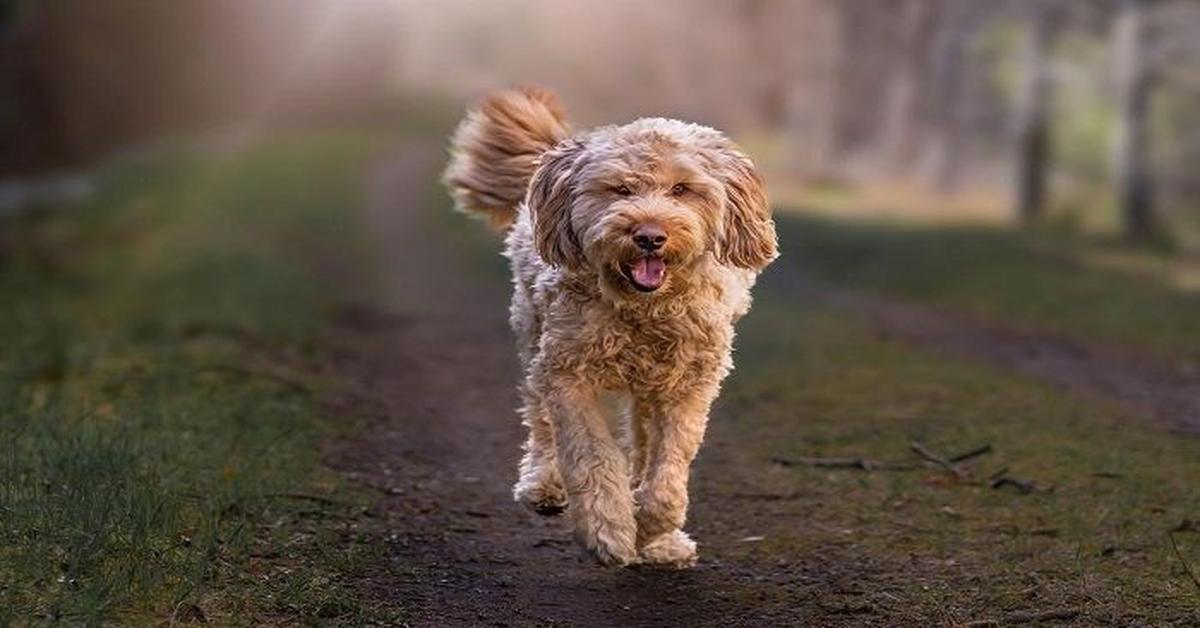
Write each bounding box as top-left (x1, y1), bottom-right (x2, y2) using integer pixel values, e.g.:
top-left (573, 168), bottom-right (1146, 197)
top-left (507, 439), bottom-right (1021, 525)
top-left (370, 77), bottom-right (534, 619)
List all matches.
top-left (442, 86), bottom-right (570, 229)
top-left (443, 87), bottom-right (778, 567)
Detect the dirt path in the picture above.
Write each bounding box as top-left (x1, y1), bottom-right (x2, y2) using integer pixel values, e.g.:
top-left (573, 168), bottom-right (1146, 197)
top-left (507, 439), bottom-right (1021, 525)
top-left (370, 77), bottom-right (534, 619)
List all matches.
top-left (775, 276), bottom-right (1200, 436)
top-left (323, 147), bottom-right (850, 627)
top-left (324, 145), bottom-right (1198, 626)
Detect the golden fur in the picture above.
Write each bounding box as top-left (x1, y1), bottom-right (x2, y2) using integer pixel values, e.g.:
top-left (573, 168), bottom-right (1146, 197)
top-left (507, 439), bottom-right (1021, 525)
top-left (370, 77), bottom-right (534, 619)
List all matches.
top-left (443, 87), bottom-right (777, 567)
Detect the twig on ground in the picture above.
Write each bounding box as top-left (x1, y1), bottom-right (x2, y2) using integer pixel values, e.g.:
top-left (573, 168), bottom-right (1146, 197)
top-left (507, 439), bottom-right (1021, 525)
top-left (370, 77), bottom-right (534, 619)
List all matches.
top-left (910, 441), bottom-right (966, 480)
top-left (989, 476), bottom-right (1038, 494)
top-left (773, 442), bottom-right (992, 475)
top-left (770, 456), bottom-right (917, 472)
top-left (947, 443), bottom-right (993, 464)
top-left (1002, 607), bottom-right (1080, 623)
top-left (1169, 532), bottom-right (1200, 594)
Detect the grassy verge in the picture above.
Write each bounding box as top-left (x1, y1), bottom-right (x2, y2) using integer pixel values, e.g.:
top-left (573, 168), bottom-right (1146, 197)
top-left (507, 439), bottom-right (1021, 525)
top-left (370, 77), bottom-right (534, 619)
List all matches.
top-left (0, 130), bottom-right (392, 625)
top-left (715, 213), bottom-right (1200, 620)
top-left (714, 297), bottom-right (1200, 621)
top-left (774, 212), bottom-right (1200, 363)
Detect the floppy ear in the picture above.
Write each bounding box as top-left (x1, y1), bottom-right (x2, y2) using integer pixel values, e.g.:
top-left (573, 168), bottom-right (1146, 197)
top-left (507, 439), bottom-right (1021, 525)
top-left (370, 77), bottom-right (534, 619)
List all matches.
top-left (716, 147), bottom-right (778, 269)
top-left (527, 139), bottom-right (587, 269)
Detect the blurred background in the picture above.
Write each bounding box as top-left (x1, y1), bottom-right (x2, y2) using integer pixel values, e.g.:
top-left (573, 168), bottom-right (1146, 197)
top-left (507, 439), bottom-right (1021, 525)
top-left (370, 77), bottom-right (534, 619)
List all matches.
top-left (4, 2), bottom-right (1200, 623)
top-left (2, 0), bottom-right (1199, 246)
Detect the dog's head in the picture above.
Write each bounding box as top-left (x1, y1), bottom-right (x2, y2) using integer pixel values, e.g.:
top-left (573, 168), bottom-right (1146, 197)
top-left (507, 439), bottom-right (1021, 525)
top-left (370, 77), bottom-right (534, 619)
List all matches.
top-left (527, 118), bottom-right (777, 297)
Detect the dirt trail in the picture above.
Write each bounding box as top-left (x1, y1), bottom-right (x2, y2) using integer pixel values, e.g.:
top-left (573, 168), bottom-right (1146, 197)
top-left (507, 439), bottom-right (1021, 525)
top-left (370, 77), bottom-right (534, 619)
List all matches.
top-left (776, 276), bottom-right (1200, 436)
top-left (325, 145), bottom-right (1199, 627)
top-left (324, 147), bottom-right (840, 627)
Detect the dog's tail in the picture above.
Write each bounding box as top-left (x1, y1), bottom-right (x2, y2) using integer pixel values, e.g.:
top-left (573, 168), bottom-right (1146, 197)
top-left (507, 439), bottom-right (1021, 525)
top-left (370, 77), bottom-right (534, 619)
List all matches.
top-left (442, 86), bottom-right (570, 230)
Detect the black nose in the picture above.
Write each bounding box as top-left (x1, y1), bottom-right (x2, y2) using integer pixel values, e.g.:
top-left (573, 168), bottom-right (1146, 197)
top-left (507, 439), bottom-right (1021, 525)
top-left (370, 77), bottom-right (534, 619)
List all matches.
top-left (632, 224), bottom-right (667, 251)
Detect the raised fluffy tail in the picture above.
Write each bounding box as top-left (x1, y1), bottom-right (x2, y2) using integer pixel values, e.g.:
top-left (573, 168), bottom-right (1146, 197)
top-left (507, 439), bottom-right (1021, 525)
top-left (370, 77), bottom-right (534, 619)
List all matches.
top-left (442, 86), bottom-right (570, 229)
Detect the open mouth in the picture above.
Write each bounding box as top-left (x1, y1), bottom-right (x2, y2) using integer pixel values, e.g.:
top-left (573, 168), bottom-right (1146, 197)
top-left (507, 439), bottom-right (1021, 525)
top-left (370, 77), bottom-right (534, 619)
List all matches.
top-left (623, 255), bottom-right (667, 292)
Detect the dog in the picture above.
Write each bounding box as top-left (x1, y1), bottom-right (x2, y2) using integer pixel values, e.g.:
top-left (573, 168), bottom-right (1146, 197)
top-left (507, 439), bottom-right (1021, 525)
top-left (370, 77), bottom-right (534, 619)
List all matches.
top-left (442, 86), bottom-right (777, 567)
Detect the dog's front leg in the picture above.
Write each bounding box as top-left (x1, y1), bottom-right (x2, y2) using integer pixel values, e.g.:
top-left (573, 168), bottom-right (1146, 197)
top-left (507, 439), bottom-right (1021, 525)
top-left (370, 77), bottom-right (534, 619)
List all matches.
top-left (633, 384), bottom-right (718, 568)
top-left (546, 380), bottom-right (638, 566)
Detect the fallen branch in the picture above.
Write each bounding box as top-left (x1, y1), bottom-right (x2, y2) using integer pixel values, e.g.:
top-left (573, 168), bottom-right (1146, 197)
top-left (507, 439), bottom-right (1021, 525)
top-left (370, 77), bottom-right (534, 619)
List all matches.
top-left (773, 442), bottom-right (992, 475)
top-left (910, 441), bottom-right (966, 480)
top-left (1170, 532), bottom-right (1200, 594)
top-left (948, 444), bottom-right (993, 464)
top-left (769, 456), bottom-right (916, 472)
top-left (989, 475), bottom-right (1038, 494)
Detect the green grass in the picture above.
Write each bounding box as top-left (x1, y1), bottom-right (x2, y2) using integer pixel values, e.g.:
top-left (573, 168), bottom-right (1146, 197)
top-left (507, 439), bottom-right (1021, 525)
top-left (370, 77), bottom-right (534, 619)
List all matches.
top-left (775, 213), bottom-right (1200, 362)
top-left (0, 130), bottom-right (392, 625)
top-left (709, 294), bottom-right (1200, 621)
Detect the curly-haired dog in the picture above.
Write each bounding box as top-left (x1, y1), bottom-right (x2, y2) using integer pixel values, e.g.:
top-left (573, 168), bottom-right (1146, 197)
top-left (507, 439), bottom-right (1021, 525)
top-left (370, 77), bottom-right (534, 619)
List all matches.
top-left (443, 87), bottom-right (777, 567)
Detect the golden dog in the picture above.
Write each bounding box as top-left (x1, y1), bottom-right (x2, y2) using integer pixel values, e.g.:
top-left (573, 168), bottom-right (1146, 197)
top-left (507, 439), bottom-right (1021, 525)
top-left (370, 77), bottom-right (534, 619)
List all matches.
top-left (443, 87), bottom-right (777, 567)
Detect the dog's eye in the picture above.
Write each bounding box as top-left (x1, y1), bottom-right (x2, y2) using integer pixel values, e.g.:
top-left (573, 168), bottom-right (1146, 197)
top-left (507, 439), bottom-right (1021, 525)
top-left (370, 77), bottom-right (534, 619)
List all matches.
top-left (615, 184), bottom-right (632, 197)
top-left (670, 183), bottom-right (688, 196)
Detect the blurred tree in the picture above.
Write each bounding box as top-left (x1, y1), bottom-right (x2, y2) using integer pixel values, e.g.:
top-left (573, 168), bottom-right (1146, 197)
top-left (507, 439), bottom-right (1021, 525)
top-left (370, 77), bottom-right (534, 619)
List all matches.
top-left (881, 0), bottom-right (937, 175)
top-left (1013, 0), bottom-right (1063, 225)
top-left (783, 0), bottom-right (844, 175)
top-left (1112, 0), bottom-right (1156, 240)
top-left (0, 0), bottom-right (403, 177)
top-left (923, 2), bottom-right (1003, 192)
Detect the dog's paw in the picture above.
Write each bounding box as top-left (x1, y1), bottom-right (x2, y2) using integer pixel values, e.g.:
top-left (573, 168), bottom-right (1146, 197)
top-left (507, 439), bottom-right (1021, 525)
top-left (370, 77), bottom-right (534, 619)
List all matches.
top-left (589, 538), bottom-right (639, 567)
top-left (513, 475), bottom-right (568, 517)
top-left (638, 530), bottom-right (697, 569)
top-left (576, 514), bottom-right (639, 567)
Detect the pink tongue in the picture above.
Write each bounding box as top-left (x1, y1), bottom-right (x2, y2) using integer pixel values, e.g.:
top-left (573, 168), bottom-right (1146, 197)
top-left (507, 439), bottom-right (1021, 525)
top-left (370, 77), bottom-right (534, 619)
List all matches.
top-left (631, 257), bottom-right (666, 289)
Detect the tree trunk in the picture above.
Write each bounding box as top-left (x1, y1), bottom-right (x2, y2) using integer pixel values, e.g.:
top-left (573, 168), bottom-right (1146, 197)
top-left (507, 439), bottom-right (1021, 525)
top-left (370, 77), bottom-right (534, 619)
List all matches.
top-left (1014, 2), bottom-right (1059, 226)
top-left (783, 0), bottom-right (843, 175)
top-left (922, 2), bottom-right (978, 192)
top-left (881, 0), bottom-right (936, 174)
top-left (1113, 0), bottom-right (1155, 240)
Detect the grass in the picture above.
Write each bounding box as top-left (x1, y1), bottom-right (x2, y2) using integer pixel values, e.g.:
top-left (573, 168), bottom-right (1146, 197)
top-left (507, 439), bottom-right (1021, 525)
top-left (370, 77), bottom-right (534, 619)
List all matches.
top-left (0, 130), bottom-right (394, 625)
top-left (774, 213), bottom-right (1200, 363)
top-left (712, 297), bottom-right (1200, 622)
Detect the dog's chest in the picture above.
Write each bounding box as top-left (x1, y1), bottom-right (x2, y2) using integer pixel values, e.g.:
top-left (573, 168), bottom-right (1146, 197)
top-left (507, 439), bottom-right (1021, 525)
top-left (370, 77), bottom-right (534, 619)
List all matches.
top-left (581, 305), bottom-right (731, 392)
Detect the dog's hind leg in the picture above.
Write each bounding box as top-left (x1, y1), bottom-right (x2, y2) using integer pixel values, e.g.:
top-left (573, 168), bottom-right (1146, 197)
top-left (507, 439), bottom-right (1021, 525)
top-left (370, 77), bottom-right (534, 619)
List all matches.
top-left (513, 392), bottom-right (567, 516)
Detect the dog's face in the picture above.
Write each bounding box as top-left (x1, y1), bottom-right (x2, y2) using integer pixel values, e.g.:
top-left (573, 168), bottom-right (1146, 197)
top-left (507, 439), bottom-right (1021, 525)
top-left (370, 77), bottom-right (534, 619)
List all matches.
top-left (527, 119), bottom-right (777, 297)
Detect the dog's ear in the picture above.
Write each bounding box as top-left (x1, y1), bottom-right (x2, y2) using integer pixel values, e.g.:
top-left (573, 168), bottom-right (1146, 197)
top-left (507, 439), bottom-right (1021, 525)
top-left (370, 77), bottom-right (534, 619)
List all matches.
top-left (528, 139), bottom-right (586, 269)
top-left (714, 146), bottom-right (778, 270)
